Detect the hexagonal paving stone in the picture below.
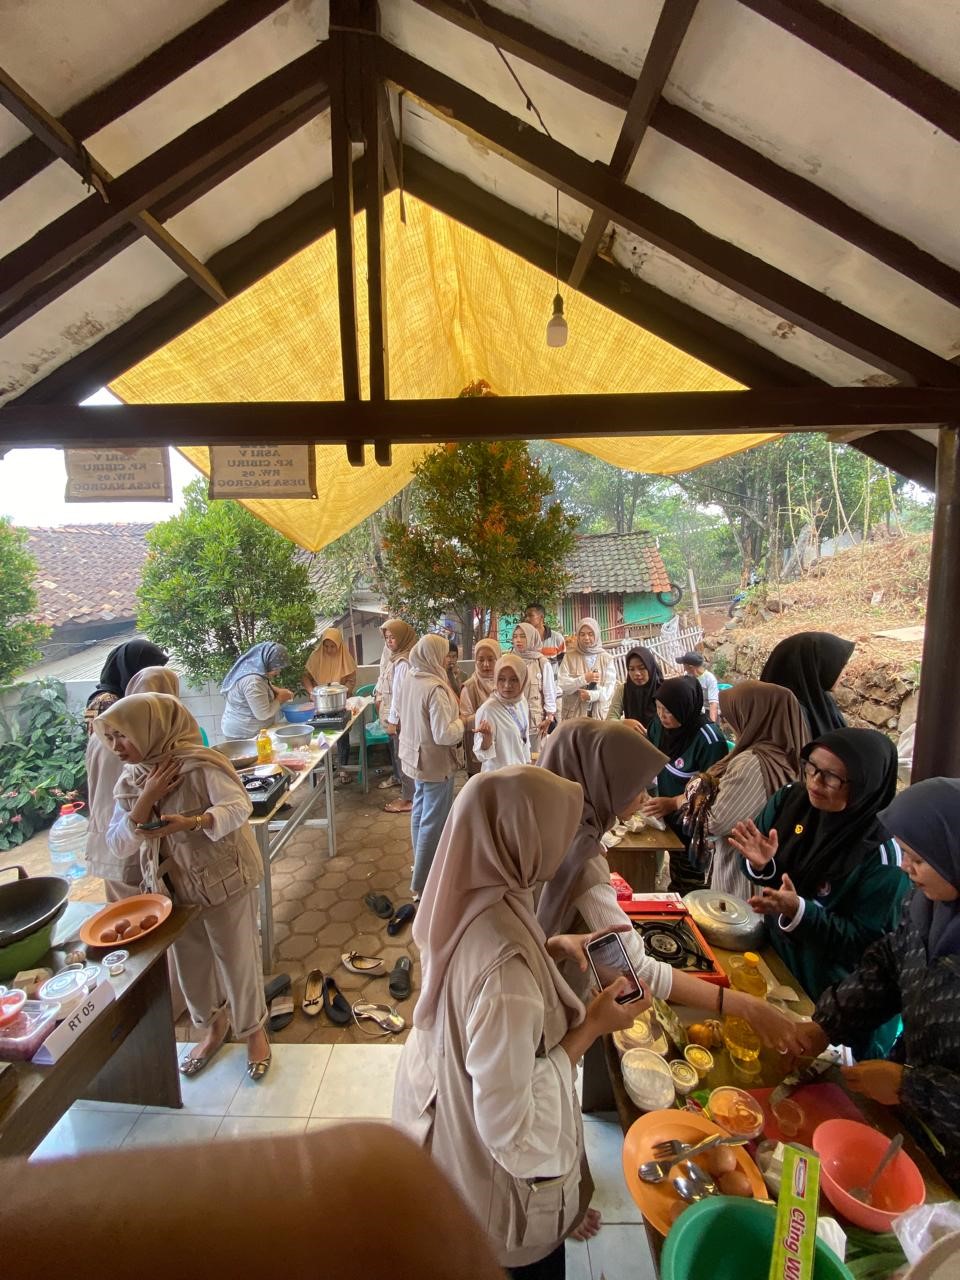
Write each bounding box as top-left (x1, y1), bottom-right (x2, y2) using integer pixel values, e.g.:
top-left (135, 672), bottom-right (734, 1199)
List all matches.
top-left (345, 861), bottom-right (378, 881)
top-left (304, 888), bottom-right (337, 911)
top-left (279, 934), bottom-right (320, 960)
top-left (273, 897), bottom-right (305, 923)
top-left (328, 899), bottom-right (365, 923)
top-left (314, 922), bottom-right (356, 946)
top-left (291, 910), bottom-right (329, 935)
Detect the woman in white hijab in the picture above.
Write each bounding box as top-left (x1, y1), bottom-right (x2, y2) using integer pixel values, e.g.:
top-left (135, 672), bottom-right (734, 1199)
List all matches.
top-left (97, 693), bottom-right (270, 1081)
top-left (85, 665), bottom-right (181, 901)
top-left (393, 767), bottom-right (636, 1277)
top-left (474, 653), bottom-right (531, 772)
top-left (396, 634), bottom-right (465, 897)
top-left (558, 618), bottom-right (617, 722)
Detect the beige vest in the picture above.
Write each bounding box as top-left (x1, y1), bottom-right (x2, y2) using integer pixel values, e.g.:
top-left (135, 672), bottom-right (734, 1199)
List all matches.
top-left (560, 650), bottom-right (616, 721)
top-left (134, 765), bottom-right (263, 908)
top-left (85, 736), bottom-right (141, 884)
top-left (393, 904), bottom-right (589, 1268)
top-left (397, 675), bottom-right (461, 782)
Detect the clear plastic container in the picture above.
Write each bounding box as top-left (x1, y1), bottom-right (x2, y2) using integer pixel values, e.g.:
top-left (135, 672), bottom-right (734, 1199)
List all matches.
top-left (48, 802), bottom-right (88, 880)
top-left (0, 1000), bottom-right (60, 1061)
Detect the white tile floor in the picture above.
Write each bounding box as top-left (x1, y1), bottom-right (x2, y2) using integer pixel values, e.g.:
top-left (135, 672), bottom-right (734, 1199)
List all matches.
top-left (31, 1046), bottom-right (654, 1279)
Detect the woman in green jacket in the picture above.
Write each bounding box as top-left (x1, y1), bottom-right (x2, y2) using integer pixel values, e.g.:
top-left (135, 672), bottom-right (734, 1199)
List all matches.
top-left (729, 728), bottom-right (909, 1056)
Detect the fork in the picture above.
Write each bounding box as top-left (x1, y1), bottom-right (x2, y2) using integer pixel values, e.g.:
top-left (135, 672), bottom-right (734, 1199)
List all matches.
top-left (652, 1135), bottom-right (747, 1160)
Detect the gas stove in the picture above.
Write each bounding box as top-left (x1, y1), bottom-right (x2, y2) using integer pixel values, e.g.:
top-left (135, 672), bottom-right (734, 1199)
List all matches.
top-left (311, 709), bottom-right (350, 731)
top-left (623, 905), bottom-right (729, 987)
top-left (236, 765), bottom-right (289, 818)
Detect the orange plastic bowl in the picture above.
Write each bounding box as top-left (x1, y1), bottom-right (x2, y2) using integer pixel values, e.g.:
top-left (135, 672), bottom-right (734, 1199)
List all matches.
top-left (812, 1119), bottom-right (926, 1232)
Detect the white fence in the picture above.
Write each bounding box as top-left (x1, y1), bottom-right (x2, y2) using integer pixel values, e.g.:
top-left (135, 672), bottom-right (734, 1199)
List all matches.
top-left (606, 623), bottom-right (705, 681)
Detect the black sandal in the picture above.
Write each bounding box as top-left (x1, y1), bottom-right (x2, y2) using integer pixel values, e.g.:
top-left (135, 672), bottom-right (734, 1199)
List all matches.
top-left (387, 903), bottom-right (416, 936)
top-left (388, 956), bottom-right (412, 1001)
top-left (363, 892), bottom-right (394, 920)
top-left (322, 975), bottom-right (352, 1026)
top-left (268, 994), bottom-right (294, 1032)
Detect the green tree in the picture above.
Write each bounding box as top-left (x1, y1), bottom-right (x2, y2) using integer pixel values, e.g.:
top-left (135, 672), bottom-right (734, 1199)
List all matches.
top-left (0, 518), bottom-right (49, 683)
top-left (137, 479), bottom-right (320, 686)
top-left (379, 441), bottom-right (578, 636)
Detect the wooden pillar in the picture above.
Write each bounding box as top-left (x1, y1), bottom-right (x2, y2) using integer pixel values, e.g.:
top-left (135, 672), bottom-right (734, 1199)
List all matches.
top-left (912, 425), bottom-right (960, 780)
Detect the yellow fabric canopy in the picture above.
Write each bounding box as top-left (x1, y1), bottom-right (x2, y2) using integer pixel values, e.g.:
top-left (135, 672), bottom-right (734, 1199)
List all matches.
top-left (111, 193), bottom-right (776, 551)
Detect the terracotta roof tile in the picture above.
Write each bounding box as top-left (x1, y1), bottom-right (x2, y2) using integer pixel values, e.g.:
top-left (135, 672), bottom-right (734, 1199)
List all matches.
top-left (565, 531), bottom-right (672, 594)
top-left (25, 524), bottom-right (154, 629)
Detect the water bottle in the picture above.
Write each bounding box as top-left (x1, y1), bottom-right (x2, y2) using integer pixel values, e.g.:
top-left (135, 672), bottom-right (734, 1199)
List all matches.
top-left (48, 802), bottom-right (88, 881)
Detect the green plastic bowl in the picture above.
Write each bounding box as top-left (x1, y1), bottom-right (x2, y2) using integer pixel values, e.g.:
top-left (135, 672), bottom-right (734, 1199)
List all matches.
top-left (662, 1197), bottom-right (853, 1280)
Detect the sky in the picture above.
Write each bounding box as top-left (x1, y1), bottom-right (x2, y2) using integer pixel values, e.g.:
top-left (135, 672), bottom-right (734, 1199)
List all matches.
top-left (0, 388), bottom-right (198, 526)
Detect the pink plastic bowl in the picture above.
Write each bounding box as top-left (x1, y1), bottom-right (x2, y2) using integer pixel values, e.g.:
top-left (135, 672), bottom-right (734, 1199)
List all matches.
top-left (813, 1118), bottom-right (926, 1232)
top-left (0, 986), bottom-right (27, 1027)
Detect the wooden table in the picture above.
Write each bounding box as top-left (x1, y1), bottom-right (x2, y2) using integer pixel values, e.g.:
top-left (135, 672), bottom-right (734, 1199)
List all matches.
top-left (251, 702), bottom-right (371, 972)
top-left (0, 900), bottom-right (194, 1158)
top-left (583, 941), bottom-right (953, 1271)
top-left (605, 825), bottom-right (686, 893)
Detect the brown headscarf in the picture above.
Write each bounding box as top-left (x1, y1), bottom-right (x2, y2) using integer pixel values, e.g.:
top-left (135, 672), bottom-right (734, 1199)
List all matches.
top-left (381, 618), bottom-right (417, 664)
top-left (472, 638), bottom-right (501, 698)
top-left (714, 680), bottom-right (806, 794)
top-left (413, 766), bottom-right (585, 1037)
top-left (125, 666), bottom-right (180, 697)
top-left (305, 627), bottom-right (358, 686)
top-left (536, 720), bottom-right (667, 937)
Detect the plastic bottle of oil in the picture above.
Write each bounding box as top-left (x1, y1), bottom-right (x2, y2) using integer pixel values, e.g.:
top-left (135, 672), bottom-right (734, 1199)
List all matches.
top-left (730, 951), bottom-right (767, 999)
top-left (256, 729), bottom-right (273, 764)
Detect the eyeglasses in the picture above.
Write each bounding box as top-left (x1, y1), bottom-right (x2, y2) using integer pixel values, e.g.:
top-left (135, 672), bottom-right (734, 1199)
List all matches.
top-left (802, 760), bottom-right (848, 792)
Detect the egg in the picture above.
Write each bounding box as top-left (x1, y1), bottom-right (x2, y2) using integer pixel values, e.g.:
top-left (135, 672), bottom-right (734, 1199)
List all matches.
top-left (101, 928), bottom-right (119, 944)
top-left (140, 914), bottom-right (158, 929)
top-left (114, 918), bottom-right (130, 937)
top-left (718, 1169), bottom-right (754, 1198)
top-left (705, 1146), bottom-right (738, 1177)
top-left (124, 928), bottom-right (140, 940)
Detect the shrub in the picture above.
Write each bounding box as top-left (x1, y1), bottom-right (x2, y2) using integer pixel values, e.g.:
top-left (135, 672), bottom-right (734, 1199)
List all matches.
top-left (0, 680), bottom-right (87, 851)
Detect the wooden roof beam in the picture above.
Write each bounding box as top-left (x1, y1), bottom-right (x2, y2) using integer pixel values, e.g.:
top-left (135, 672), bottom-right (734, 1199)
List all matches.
top-left (739, 0), bottom-right (960, 145)
top-left (0, 44), bottom-right (330, 315)
top-left (3, 388), bottom-right (959, 450)
top-left (569, 0), bottom-right (699, 290)
top-left (417, 0), bottom-right (960, 313)
top-left (378, 41), bottom-right (960, 388)
top-left (0, 65), bottom-right (226, 305)
top-left (329, 3), bottom-right (362, 435)
top-left (359, 2), bottom-right (390, 412)
top-left (0, 0), bottom-right (291, 201)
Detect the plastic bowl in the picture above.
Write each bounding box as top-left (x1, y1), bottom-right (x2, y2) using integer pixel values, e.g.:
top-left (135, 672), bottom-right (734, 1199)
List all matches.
top-left (813, 1119), bottom-right (926, 1232)
top-left (621, 1048), bottom-right (676, 1112)
top-left (662, 1196), bottom-right (852, 1280)
top-left (0, 985), bottom-right (27, 1027)
top-left (281, 701), bottom-right (316, 724)
top-left (708, 1086), bottom-right (765, 1140)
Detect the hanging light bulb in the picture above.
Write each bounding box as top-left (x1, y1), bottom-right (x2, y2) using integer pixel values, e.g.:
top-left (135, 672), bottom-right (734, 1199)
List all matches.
top-left (546, 188), bottom-right (568, 348)
top-left (546, 292), bottom-right (567, 347)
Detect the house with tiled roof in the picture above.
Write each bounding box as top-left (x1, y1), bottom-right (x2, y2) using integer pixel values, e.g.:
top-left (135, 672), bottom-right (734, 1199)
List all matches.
top-left (25, 524), bottom-right (154, 655)
top-left (558, 532), bottom-right (679, 642)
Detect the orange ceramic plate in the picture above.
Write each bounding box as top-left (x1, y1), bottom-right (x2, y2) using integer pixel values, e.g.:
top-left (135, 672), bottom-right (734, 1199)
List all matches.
top-left (79, 894), bottom-right (172, 947)
top-left (622, 1108), bottom-right (767, 1236)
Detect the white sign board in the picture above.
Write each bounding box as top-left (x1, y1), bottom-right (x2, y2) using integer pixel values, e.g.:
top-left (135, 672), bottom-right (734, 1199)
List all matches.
top-left (209, 445), bottom-right (317, 499)
top-left (31, 979), bottom-right (116, 1065)
top-left (65, 448), bottom-right (171, 502)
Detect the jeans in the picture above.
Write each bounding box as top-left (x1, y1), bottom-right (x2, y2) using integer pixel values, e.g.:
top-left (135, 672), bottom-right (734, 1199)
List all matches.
top-left (388, 733), bottom-right (415, 801)
top-left (508, 1243), bottom-right (566, 1279)
top-left (410, 775), bottom-right (455, 896)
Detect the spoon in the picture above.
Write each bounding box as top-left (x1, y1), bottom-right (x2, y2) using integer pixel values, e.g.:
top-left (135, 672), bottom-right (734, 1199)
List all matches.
top-left (850, 1133), bottom-right (903, 1205)
top-left (673, 1161), bottom-right (719, 1203)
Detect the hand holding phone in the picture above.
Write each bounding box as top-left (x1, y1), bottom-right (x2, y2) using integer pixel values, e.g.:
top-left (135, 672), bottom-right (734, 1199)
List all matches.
top-left (585, 930), bottom-right (647, 1005)
top-left (136, 819), bottom-right (166, 832)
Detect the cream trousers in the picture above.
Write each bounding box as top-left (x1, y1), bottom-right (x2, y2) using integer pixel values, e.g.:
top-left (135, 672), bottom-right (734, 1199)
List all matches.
top-left (171, 887), bottom-right (266, 1040)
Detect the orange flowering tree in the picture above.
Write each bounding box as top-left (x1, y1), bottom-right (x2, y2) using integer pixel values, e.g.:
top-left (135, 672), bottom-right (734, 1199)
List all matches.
top-left (380, 384), bottom-right (577, 636)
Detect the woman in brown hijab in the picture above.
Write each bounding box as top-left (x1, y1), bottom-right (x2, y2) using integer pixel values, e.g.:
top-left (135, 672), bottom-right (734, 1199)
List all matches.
top-left (393, 767), bottom-right (636, 1278)
top-left (303, 627), bottom-right (358, 784)
top-left (459, 636), bottom-right (502, 775)
top-left (376, 618), bottom-right (418, 811)
top-left (682, 680), bottom-right (806, 897)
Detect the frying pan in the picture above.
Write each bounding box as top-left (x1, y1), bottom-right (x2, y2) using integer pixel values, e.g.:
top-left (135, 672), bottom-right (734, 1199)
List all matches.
top-left (0, 865), bottom-right (70, 978)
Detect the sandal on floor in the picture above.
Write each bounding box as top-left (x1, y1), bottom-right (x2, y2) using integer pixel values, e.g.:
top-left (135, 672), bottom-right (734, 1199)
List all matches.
top-left (341, 951), bottom-right (385, 976)
top-left (302, 968), bottom-right (324, 1017)
top-left (377, 777), bottom-right (400, 790)
top-left (364, 892), bottom-right (394, 920)
top-left (337, 771), bottom-right (352, 785)
top-left (247, 1052), bottom-right (272, 1082)
top-left (388, 956), bottom-right (413, 1001)
top-left (323, 975), bottom-right (352, 1026)
top-left (352, 1001), bottom-right (405, 1036)
top-left (179, 1031), bottom-right (228, 1077)
top-left (384, 799), bottom-right (413, 813)
top-left (263, 972), bottom-right (291, 1005)
top-left (387, 903), bottom-right (416, 936)
top-left (268, 994), bottom-right (294, 1032)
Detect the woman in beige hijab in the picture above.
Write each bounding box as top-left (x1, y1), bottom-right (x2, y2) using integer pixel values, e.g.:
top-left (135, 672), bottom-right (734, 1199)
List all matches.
top-left (303, 627), bottom-right (358, 784)
top-left (377, 618), bottom-right (418, 812)
top-left (396, 634), bottom-right (464, 896)
top-left (511, 622), bottom-right (557, 755)
top-left (459, 636), bottom-right (501, 776)
top-left (393, 767), bottom-right (636, 1277)
top-left (85, 666), bottom-right (180, 901)
top-left (474, 653), bottom-right (531, 772)
top-left (557, 617), bottom-right (617, 722)
top-left (96, 692), bottom-right (270, 1081)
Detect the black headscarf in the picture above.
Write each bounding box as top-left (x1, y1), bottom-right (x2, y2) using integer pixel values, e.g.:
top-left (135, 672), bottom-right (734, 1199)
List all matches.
top-left (879, 778), bottom-right (960, 960)
top-left (760, 631), bottom-right (854, 738)
top-left (655, 675), bottom-right (708, 759)
top-left (767, 728), bottom-right (898, 897)
top-left (87, 638), bottom-right (168, 706)
top-left (622, 647), bottom-right (663, 729)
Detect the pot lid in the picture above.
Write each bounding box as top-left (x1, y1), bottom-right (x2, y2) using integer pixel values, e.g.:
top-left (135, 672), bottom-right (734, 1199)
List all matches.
top-left (684, 889), bottom-right (755, 932)
top-left (318, 683), bottom-right (347, 691)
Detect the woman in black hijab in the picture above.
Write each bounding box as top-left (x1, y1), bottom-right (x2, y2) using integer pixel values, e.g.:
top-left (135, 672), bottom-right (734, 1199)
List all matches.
top-left (607, 647), bottom-right (663, 731)
top-left (84, 637), bottom-right (168, 731)
top-left (797, 778), bottom-right (960, 1191)
top-left (760, 630), bottom-right (854, 737)
top-left (729, 729), bottom-right (909, 1036)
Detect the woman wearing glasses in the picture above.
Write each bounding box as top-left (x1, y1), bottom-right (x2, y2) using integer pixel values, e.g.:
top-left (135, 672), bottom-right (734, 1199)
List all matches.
top-left (729, 729), bottom-right (910, 1056)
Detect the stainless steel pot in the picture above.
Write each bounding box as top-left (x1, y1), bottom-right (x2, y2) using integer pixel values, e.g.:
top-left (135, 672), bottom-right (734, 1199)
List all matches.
top-left (273, 724), bottom-right (312, 749)
top-left (683, 888), bottom-right (765, 951)
top-left (313, 683), bottom-right (347, 714)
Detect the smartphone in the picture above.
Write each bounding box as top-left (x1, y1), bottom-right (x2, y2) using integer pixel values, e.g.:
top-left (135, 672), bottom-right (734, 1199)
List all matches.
top-left (137, 819), bottom-right (166, 831)
top-left (585, 931), bottom-right (646, 1004)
